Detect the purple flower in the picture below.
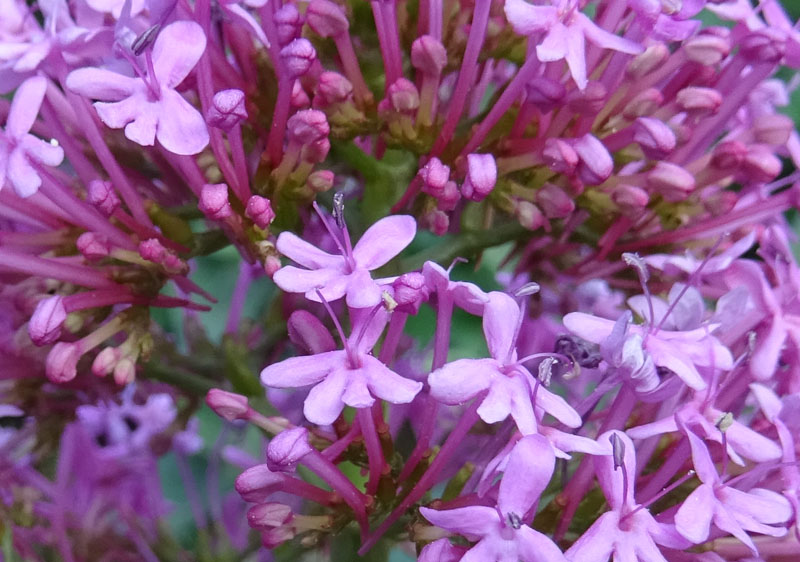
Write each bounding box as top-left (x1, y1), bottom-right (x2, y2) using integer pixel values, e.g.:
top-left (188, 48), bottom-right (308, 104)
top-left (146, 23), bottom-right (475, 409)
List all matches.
top-left (421, 434), bottom-right (567, 561)
top-left (273, 214), bottom-right (416, 309)
top-left (260, 311), bottom-right (423, 425)
top-left (66, 21), bottom-right (209, 155)
top-left (1, 76), bottom-right (64, 197)
top-left (428, 291), bottom-right (581, 434)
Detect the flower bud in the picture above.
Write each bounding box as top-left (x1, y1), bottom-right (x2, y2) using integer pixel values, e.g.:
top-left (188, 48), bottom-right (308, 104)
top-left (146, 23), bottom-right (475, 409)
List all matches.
top-left (676, 87), bottom-right (722, 114)
top-left (287, 310), bottom-right (336, 354)
top-left (438, 181), bottom-right (461, 211)
top-left (392, 272), bottom-right (429, 314)
top-left (536, 183), bottom-right (574, 219)
top-left (461, 153), bottom-right (497, 202)
top-left (29, 295), bottom-right (66, 346)
top-left (314, 71), bottom-right (353, 107)
top-left (287, 110), bottom-right (329, 145)
top-left (567, 81), bottom-right (607, 114)
top-left (206, 389), bottom-right (250, 421)
top-left (301, 138), bottom-right (330, 163)
top-left (139, 238), bottom-right (188, 275)
top-left (387, 78), bottom-right (420, 113)
top-left (280, 39), bottom-right (316, 78)
top-left (425, 209), bottom-right (449, 235)
top-left (684, 32), bottom-right (730, 65)
top-left (740, 28), bottom-right (786, 63)
top-left (113, 357), bottom-right (136, 385)
top-left (543, 138), bottom-right (579, 175)
top-left (267, 427), bottom-right (312, 472)
top-left (515, 200), bottom-right (545, 230)
top-left (236, 465), bottom-right (285, 502)
top-left (92, 346), bottom-right (120, 377)
top-left (634, 117), bottom-right (676, 159)
top-left (525, 77), bottom-right (566, 114)
top-left (627, 43), bottom-right (669, 79)
top-left (77, 232), bottom-right (111, 260)
top-left (419, 157), bottom-right (450, 197)
top-left (622, 88), bottom-right (662, 119)
top-left (87, 180), bottom-right (120, 216)
top-left (306, 0), bottom-right (349, 37)
top-left (647, 162), bottom-right (695, 202)
top-left (612, 184), bottom-right (650, 211)
top-left (411, 35), bottom-right (447, 75)
top-left (710, 140), bottom-right (746, 170)
top-left (740, 144), bottom-right (782, 183)
top-left (246, 195), bottom-right (276, 229)
top-left (574, 134), bottom-right (613, 185)
top-left (46, 342), bottom-right (80, 383)
top-left (199, 183), bottom-right (233, 220)
top-left (207, 89), bottom-right (247, 131)
top-left (247, 503), bottom-right (293, 531)
top-left (274, 4), bottom-right (304, 46)
top-left (307, 170), bottom-right (335, 193)
top-left (753, 113), bottom-right (793, 146)
top-left (291, 80), bottom-right (310, 109)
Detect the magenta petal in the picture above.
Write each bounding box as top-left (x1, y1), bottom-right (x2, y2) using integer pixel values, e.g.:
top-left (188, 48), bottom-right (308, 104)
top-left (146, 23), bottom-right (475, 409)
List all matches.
top-left (420, 505), bottom-right (498, 537)
top-left (564, 24), bottom-right (588, 90)
top-left (260, 350), bottom-right (339, 388)
top-left (275, 231), bottom-right (343, 269)
top-left (675, 484), bottom-right (715, 543)
top-left (152, 21), bottom-right (207, 89)
top-left (498, 434), bottom-right (555, 517)
top-left (94, 95), bottom-right (142, 130)
top-left (124, 107), bottom-right (158, 148)
top-left (156, 89), bottom-right (209, 155)
top-left (345, 268), bottom-right (382, 309)
top-left (711, 502), bottom-right (756, 554)
top-left (273, 266), bottom-right (338, 294)
top-left (65, 67), bottom-right (138, 100)
top-left (509, 376), bottom-right (537, 435)
top-left (537, 22), bottom-right (569, 62)
top-left (751, 318), bottom-right (786, 380)
top-left (517, 526), bottom-right (567, 562)
top-left (725, 420), bottom-right (782, 462)
top-left (304, 368), bottom-right (348, 425)
top-left (563, 312), bottom-right (615, 344)
top-left (577, 13), bottom-right (642, 55)
top-left (477, 381), bottom-right (512, 425)
top-left (428, 358), bottom-right (494, 404)
top-left (563, 512), bottom-right (617, 562)
top-left (341, 370), bottom-right (374, 409)
top-left (363, 356), bottom-right (423, 404)
top-left (723, 487), bottom-right (792, 525)
top-left (351, 215), bottom-right (416, 270)
top-left (483, 291), bottom-right (520, 361)
top-left (535, 384), bottom-right (582, 428)
top-left (8, 148), bottom-right (40, 198)
top-left (7, 76), bottom-right (46, 138)
top-left (682, 422), bottom-right (719, 484)
top-left (21, 136), bottom-right (64, 167)
top-left (504, 0), bottom-right (557, 35)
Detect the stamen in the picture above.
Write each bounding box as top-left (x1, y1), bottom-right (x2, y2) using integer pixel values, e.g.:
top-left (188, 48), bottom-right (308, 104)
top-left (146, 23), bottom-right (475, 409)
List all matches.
top-left (314, 289), bottom-right (349, 354)
top-left (514, 282), bottom-right (540, 297)
top-left (507, 511), bottom-right (522, 530)
top-left (538, 357), bottom-right (556, 387)
top-left (312, 201), bottom-right (348, 257)
top-left (132, 24), bottom-right (161, 56)
top-left (622, 252), bottom-right (655, 330)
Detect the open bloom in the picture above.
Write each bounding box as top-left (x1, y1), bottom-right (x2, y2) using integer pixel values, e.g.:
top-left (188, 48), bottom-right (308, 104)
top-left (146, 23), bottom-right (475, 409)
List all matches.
top-left (66, 21), bottom-right (209, 155)
top-left (273, 214), bottom-right (416, 308)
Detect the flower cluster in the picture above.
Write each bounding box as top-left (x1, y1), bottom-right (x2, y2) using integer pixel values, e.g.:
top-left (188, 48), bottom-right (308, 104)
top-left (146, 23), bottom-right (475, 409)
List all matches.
top-left (2, 0), bottom-right (800, 559)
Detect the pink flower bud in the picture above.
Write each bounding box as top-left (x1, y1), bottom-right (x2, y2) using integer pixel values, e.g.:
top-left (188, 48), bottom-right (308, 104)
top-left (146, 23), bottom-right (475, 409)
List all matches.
top-left (612, 184), bottom-right (650, 211)
top-left (740, 144), bottom-right (782, 183)
top-left (647, 162), bottom-right (696, 202)
top-left (515, 200), bottom-right (545, 231)
top-left (711, 140), bottom-right (747, 170)
top-left (236, 465), bottom-right (284, 502)
top-left (740, 29), bottom-right (786, 63)
top-left (287, 310), bottom-right (336, 354)
top-left (274, 4), bottom-right (304, 46)
top-left (113, 357), bottom-right (136, 385)
top-left (419, 157), bottom-right (450, 197)
top-left (302, 138), bottom-right (330, 163)
top-left (29, 295), bottom-right (66, 346)
top-left (247, 503), bottom-right (293, 530)
top-left (567, 81), bottom-right (607, 114)
top-left (424, 209), bottom-right (449, 235)
top-left (392, 272), bottom-right (429, 314)
top-left (574, 134), bottom-right (613, 185)
top-left (438, 181), bottom-right (461, 211)
top-left (139, 238), bottom-right (188, 275)
top-left (307, 170), bottom-right (335, 193)
top-left (291, 80), bottom-right (310, 109)
top-left (46, 342), bottom-right (80, 383)
top-left (753, 114), bottom-right (793, 146)
top-left (387, 78), bottom-right (420, 113)
top-left (411, 35), bottom-right (447, 75)
top-left (246, 195), bottom-right (276, 229)
top-left (676, 87), bottom-right (722, 115)
top-left (525, 77), bottom-right (566, 113)
top-left (207, 89), bottom-right (247, 131)
top-left (287, 110), bottom-right (330, 145)
top-left (684, 32), bottom-right (730, 65)
top-left (87, 180), bottom-right (120, 216)
top-left (622, 88), bottom-right (663, 119)
top-left (206, 389), bottom-right (250, 421)
top-left (77, 232), bottom-right (111, 260)
top-left (267, 427), bottom-right (312, 472)
top-left (627, 44), bottom-right (669, 79)
top-left (92, 346), bottom-right (120, 377)
top-left (199, 183), bottom-right (233, 220)
top-left (314, 71), bottom-right (353, 107)
top-left (280, 39), bottom-right (317, 78)
top-left (543, 138), bottom-right (578, 175)
top-left (306, 0), bottom-right (349, 37)
top-left (461, 153), bottom-right (497, 202)
top-left (265, 255), bottom-right (282, 277)
top-left (262, 526), bottom-right (295, 548)
top-left (634, 117), bottom-right (676, 159)
top-left (536, 183), bottom-right (574, 219)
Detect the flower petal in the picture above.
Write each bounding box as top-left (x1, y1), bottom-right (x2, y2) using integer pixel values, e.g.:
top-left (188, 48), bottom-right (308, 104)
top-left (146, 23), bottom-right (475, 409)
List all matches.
top-left (504, 0), bottom-right (558, 36)
top-left (155, 89), bottom-right (209, 155)
top-left (535, 383), bottom-right (582, 428)
top-left (65, 67), bottom-right (138, 100)
top-left (8, 147), bottom-right (40, 198)
top-left (363, 356), bottom-right (423, 404)
top-left (420, 505), bottom-right (498, 538)
top-left (345, 268), bottom-right (382, 309)
top-left (517, 526), bottom-right (567, 562)
top-left (675, 484), bottom-right (715, 543)
top-left (477, 380), bottom-right (512, 425)
top-left (304, 367), bottom-right (348, 425)
top-left (7, 76), bottom-right (46, 138)
top-left (577, 13), bottom-right (642, 55)
top-left (563, 512), bottom-right (617, 562)
top-left (152, 20), bottom-right (207, 89)
top-left (273, 266), bottom-right (339, 294)
top-left (428, 358), bottom-right (494, 405)
top-left (260, 350), bottom-right (340, 388)
top-left (275, 231), bottom-right (343, 269)
top-left (341, 369), bottom-right (374, 409)
top-left (498, 434), bottom-right (555, 518)
top-left (352, 215), bottom-right (416, 270)
top-left (484, 291), bottom-right (520, 362)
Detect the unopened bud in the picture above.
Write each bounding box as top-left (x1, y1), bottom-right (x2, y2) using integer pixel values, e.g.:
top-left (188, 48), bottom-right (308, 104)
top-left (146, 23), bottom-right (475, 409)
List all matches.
top-left (236, 465), bottom-right (285, 502)
top-left (387, 78), bottom-right (420, 113)
top-left (567, 81), bottom-right (607, 114)
top-left (206, 389), bottom-right (250, 421)
top-left (710, 140), bottom-right (747, 170)
top-left (307, 170), bottom-right (335, 193)
top-left (92, 346), bottom-right (120, 377)
top-left (684, 31), bottom-right (730, 65)
top-left (287, 110), bottom-right (329, 145)
top-left (740, 28), bottom-right (786, 63)
top-left (291, 80), bottom-right (310, 108)
top-left (314, 71), bottom-right (353, 106)
top-left (87, 180), bottom-right (120, 216)
top-left (287, 310), bottom-right (336, 354)
top-left (536, 183), bottom-right (574, 218)
top-left (29, 295), bottom-right (67, 346)
top-left (647, 162), bottom-right (695, 201)
top-left (526, 77), bottom-right (566, 113)
top-left (280, 38), bottom-right (316, 78)
top-left (306, 0), bottom-right (349, 37)
top-left (199, 183), bottom-right (233, 220)
top-left (302, 138), bottom-right (330, 163)
top-left (612, 184), bottom-right (650, 211)
top-left (246, 195), bottom-right (276, 229)
top-left (460, 153), bottom-right (497, 202)
top-left (113, 357), bottom-right (136, 385)
top-left (627, 44), bottom-right (670, 79)
top-left (247, 503), bottom-right (293, 530)
top-left (752, 113), bottom-right (793, 146)
top-left (411, 35), bottom-right (447, 75)
top-left (740, 144), bottom-right (782, 183)
top-left (77, 232), bottom-right (111, 260)
top-left (267, 427), bottom-right (312, 472)
top-left (635, 117), bottom-right (676, 160)
top-left (207, 89), bottom-right (247, 131)
top-left (392, 272), bottom-right (429, 314)
top-left (419, 157), bottom-right (451, 197)
top-left (515, 200), bottom-right (545, 231)
top-left (543, 138), bottom-right (578, 175)
top-left (46, 342), bottom-right (80, 383)
top-left (274, 4), bottom-right (304, 46)
top-left (574, 134), bottom-right (613, 185)
top-left (676, 87), bottom-right (722, 114)
top-left (622, 88), bottom-right (663, 119)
